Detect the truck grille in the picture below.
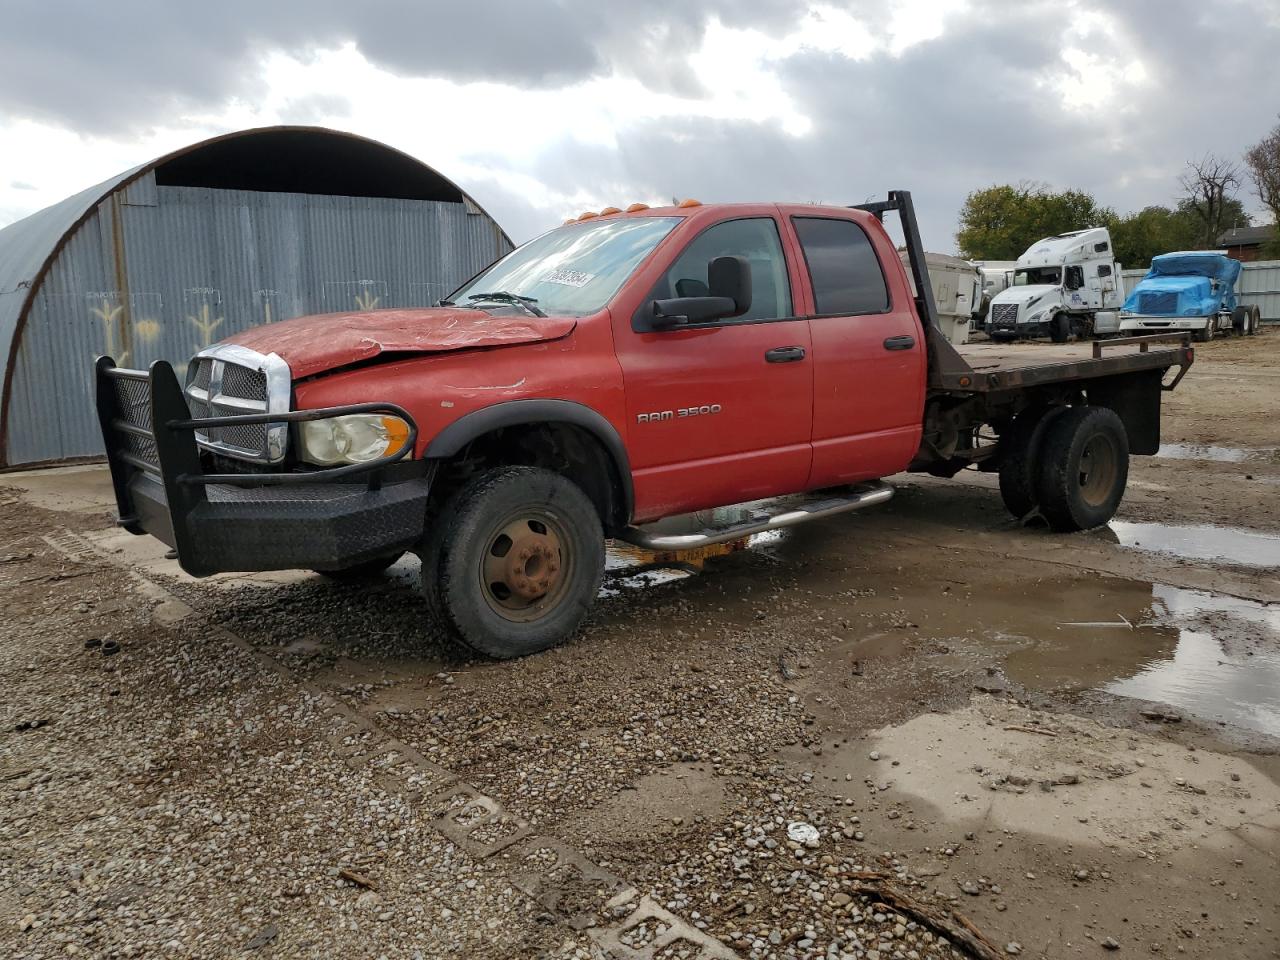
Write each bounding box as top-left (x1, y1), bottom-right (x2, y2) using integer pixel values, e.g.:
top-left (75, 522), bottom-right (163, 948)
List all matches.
top-left (1137, 292), bottom-right (1178, 315)
top-left (990, 303), bottom-right (1019, 326)
top-left (184, 347), bottom-right (291, 463)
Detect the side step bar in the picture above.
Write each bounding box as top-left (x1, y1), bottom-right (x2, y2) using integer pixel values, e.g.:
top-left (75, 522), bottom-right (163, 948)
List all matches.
top-left (617, 481), bottom-right (894, 551)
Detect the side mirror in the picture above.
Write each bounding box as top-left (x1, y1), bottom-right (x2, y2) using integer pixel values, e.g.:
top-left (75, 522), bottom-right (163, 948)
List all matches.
top-left (650, 256), bottom-right (753, 329)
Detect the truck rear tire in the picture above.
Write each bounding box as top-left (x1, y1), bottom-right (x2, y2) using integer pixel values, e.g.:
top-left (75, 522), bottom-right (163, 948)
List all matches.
top-left (421, 465), bottom-right (604, 660)
top-left (1049, 313), bottom-right (1070, 343)
top-left (1034, 406), bottom-right (1129, 532)
top-left (998, 406), bottom-right (1069, 521)
top-left (1250, 305), bottom-right (1262, 335)
top-left (1232, 306), bottom-right (1249, 335)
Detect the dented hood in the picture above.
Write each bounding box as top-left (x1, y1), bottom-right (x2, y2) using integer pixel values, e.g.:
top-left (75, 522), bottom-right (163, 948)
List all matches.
top-left (225, 307), bottom-right (577, 379)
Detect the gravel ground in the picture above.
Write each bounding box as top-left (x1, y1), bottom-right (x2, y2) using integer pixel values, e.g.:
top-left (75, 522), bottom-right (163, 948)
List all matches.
top-left (2, 332), bottom-right (1279, 959)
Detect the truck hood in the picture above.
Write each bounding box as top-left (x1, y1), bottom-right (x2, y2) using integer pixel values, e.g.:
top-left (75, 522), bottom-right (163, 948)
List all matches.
top-left (224, 307), bottom-right (577, 379)
top-left (991, 284), bottom-right (1060, 306)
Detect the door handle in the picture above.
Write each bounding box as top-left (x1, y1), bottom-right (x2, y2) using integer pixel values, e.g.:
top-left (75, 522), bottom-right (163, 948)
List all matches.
top-left (883, 335), bottom-right (915, 351)
top-left (765, 346), bottom-right (806, 363)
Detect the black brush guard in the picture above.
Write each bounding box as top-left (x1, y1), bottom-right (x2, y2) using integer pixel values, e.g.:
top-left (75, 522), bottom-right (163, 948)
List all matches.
top-left (95, 357), bottom-right (431, 577)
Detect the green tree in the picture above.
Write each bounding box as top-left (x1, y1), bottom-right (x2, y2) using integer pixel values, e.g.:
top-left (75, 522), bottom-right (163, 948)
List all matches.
top-left (956, 183), bottom-right (1116, 260)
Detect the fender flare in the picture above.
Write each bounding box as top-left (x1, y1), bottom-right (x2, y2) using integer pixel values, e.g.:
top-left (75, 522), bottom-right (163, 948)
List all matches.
top-left (424, 399), bottom-right (634, 523)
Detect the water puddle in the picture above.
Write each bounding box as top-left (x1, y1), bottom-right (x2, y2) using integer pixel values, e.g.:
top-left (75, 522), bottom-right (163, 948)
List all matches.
top-left (1155, 442), bottom-right (1278, 463)
top-left (997, 580), bottom-right (1280, 737)
top-left (1108, 521), bottom-right (1280, 569)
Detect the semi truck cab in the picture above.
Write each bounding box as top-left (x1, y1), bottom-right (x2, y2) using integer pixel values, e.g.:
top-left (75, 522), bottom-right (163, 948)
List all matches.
top-left (986, 227), bottom-right (1122, 342)
top-left (1118, 250), bottom-right (1261, 342)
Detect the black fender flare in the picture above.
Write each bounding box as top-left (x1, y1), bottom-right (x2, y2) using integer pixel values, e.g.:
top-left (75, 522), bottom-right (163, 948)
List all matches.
top-left (424, 399), bottom-right (634, 523)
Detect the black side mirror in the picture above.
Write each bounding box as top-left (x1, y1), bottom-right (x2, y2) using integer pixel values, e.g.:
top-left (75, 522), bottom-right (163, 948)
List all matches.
top-left (650, 256), bottom-right (753, 329)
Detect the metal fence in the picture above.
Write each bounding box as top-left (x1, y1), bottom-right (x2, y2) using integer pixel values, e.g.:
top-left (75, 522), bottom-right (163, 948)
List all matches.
top-left (1121, 259), bottom-right (1280, 324)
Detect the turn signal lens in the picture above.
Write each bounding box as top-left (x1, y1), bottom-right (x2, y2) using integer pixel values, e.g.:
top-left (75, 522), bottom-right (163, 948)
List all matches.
top-left (298, 414), bottom-right (411, 466)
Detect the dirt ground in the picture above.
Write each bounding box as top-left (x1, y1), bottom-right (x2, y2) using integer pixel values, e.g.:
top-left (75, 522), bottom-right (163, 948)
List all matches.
top-left (2, 330), bottom-right (1278, 960)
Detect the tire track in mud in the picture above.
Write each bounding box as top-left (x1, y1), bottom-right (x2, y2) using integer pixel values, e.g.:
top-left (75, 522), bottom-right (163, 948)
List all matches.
top-left (45, 528), bottom-right (738, 960)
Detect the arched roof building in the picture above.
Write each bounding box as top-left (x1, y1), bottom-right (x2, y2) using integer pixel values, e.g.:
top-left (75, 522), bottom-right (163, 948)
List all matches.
top-left (0, 126), bottom-right (513, 467)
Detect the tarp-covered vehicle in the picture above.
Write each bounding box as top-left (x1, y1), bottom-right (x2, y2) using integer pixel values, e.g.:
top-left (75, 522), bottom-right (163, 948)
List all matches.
top-left (1119, 251), bottom-right (1260, 342)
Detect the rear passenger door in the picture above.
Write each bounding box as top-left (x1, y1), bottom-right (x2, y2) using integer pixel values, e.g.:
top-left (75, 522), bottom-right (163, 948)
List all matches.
top-left (788, 214), bottom-right (927, 487)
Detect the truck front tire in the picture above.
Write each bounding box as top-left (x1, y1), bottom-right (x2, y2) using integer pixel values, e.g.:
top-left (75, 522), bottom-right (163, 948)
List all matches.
top-left (1049, 313), bottom-right (1070, 343)
top-left (420, 465), bottom-right (605, 659)
top-left (1034, 406), bottom-right (1129, 532)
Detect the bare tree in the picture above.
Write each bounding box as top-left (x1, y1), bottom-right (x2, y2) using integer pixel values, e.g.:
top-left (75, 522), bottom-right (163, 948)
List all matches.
top-left (1179, 154), bottom-right (1242, 247)
top-left (1245, 117), bottom-right (1280, 231)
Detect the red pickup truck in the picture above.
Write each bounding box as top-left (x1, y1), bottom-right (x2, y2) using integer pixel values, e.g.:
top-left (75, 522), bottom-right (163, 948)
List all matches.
top-left (97, 192), bottom-right (1193, 658)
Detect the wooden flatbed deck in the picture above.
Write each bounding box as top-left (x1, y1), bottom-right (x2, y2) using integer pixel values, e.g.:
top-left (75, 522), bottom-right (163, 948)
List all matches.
top-left (931, 334), bottom-right (1194, 392)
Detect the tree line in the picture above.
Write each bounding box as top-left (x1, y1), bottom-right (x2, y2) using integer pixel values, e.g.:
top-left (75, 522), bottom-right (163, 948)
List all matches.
top-left (957, 118), bottom-right (1280, 267)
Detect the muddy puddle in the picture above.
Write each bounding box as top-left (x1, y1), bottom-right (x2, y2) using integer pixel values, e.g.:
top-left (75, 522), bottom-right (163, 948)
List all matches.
top-left (990, 579), bottom-right (1280, 738)
top-left (1108, 520), bottom-right (1280, 569)
top-left (1155, 442), bottom-right (1279, 463)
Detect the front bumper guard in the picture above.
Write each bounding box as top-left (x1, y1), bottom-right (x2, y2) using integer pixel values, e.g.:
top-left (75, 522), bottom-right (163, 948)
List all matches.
top-left (95, 357), bottom-right (430, 577)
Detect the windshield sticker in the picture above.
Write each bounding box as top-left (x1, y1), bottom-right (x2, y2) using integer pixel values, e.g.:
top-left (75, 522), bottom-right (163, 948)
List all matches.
top-left (542, 270), bottom-right (595, 288)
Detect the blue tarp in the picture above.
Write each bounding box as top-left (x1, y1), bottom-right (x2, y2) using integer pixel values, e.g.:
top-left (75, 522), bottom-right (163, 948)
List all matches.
top-left (1122, 252), bottom-right (1241, 317)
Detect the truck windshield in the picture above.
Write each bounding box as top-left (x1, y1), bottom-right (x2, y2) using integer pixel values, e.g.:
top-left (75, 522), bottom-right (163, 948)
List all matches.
top-left (448, 217), bottom-right (680, 316)
top-left (1013, 267), bottom-right (1061, 286)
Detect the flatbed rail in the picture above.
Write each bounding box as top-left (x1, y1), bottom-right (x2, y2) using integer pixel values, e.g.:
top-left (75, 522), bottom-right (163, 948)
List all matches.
top-left (940, 334), bottom-right (1195, 393)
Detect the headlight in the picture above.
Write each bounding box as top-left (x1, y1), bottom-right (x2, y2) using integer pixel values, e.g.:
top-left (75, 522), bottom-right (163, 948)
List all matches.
top-left (298, 414), bottom-right (411, 466)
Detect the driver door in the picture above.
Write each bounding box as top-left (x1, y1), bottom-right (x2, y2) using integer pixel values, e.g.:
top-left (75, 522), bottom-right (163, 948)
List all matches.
top-left (612, 215), bottom-right (813, 521)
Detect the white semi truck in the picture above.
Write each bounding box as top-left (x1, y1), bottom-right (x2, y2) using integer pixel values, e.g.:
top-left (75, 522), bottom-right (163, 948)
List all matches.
top-left (985, 228), bottom-right (1123, 342)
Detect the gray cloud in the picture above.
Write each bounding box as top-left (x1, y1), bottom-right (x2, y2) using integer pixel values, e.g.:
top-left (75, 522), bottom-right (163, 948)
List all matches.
top-left (503, 0), bottom-right (1280, 246)
top-left (4, 0), bottom-right (1278, 248)
top-left (0, 0), bottom-right (806, 133)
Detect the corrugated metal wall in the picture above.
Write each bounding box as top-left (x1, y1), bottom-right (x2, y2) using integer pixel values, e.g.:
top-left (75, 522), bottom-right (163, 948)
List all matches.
top-left (1122, 260), bottom-right (1280, 324)
top-left (7, 176), bottom-right (511, 464)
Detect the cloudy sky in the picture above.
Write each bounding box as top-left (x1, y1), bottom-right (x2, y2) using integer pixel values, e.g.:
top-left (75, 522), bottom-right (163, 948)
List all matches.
top-left (2, 0), bottom-right (1278, 250)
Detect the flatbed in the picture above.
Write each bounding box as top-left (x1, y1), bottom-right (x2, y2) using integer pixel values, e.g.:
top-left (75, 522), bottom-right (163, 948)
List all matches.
top-left (934, 335), bottom-right (1193, 392)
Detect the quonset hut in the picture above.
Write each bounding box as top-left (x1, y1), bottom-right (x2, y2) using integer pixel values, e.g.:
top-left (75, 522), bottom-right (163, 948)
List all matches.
top-left (0, 126), bottom-right (513, 467)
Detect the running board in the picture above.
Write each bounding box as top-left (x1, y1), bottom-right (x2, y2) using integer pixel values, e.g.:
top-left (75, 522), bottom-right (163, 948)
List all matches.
top-left (617, 481), bottom-right (894, 551)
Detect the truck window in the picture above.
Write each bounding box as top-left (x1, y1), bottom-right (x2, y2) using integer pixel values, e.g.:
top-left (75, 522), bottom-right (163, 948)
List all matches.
top-left (1065, 266), bottom-right (1084, 290)
top-left (1013, 267), bottom-right (1061, 286)
top-left (1098, 264), bottom-right (1112, 277)
top-left (791, 217), bottom-right (889, 315)
top-left (655, 218), bottom-right (793, 322)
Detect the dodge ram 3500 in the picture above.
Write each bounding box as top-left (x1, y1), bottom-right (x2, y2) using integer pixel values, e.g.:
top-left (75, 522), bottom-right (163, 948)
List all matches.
top-left (96, 192), bottom-right (1194, 658)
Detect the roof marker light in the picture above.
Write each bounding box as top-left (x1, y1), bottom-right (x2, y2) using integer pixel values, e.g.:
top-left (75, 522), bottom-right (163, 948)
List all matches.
top-left (677, 198), bottom-right (702, 208)
top-left (599, 206), bottom-right (622, 216)
top-left (625, 203), bottom-right (650, 212)
top-left (577, 211), bottom-right (599, 221)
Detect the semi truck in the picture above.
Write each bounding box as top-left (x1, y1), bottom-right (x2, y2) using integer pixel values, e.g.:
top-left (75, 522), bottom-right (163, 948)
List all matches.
top-left (96, 192), bottom-right (1194, 659)
top-left (1118, 250), bottom-right (1261, 342)
top-left (986, 228), bottom-right (1123, 342)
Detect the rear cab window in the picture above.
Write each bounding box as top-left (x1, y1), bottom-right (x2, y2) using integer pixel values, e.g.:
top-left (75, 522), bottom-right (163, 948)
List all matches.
top-left (792, 217), bottom-right (890, 316)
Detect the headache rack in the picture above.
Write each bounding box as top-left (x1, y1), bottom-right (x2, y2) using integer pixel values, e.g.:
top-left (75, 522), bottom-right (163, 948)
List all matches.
top-left (853, 191), bottom-right (1195, 394)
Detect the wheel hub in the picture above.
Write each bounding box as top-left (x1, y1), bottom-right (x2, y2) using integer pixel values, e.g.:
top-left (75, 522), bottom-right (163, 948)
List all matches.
top-left (501, 533), bottom-right (560, 600)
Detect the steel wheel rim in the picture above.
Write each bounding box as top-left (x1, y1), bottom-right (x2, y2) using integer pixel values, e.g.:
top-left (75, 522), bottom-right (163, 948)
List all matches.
top-left (1077, 434), bottom-right (1118, 507)
top-left (478, 509), bottom-right (572, 623)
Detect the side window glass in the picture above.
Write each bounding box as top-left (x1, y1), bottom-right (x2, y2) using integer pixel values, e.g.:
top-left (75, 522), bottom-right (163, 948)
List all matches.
top-left (792, 217), bottom-right (889, 315)
top-left (655, 218), bottom-right (792, 322)
top-left (1097, 264), bottom-right (1112, 277)
top-left (1065, 266), bottom-right (1084, 290)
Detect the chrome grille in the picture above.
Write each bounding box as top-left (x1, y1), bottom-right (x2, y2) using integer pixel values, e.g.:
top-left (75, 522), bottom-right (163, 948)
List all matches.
top-left (990, 303), bottom-right (1019, 326)
top-left (185, 346), bottom-right (291, 463)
